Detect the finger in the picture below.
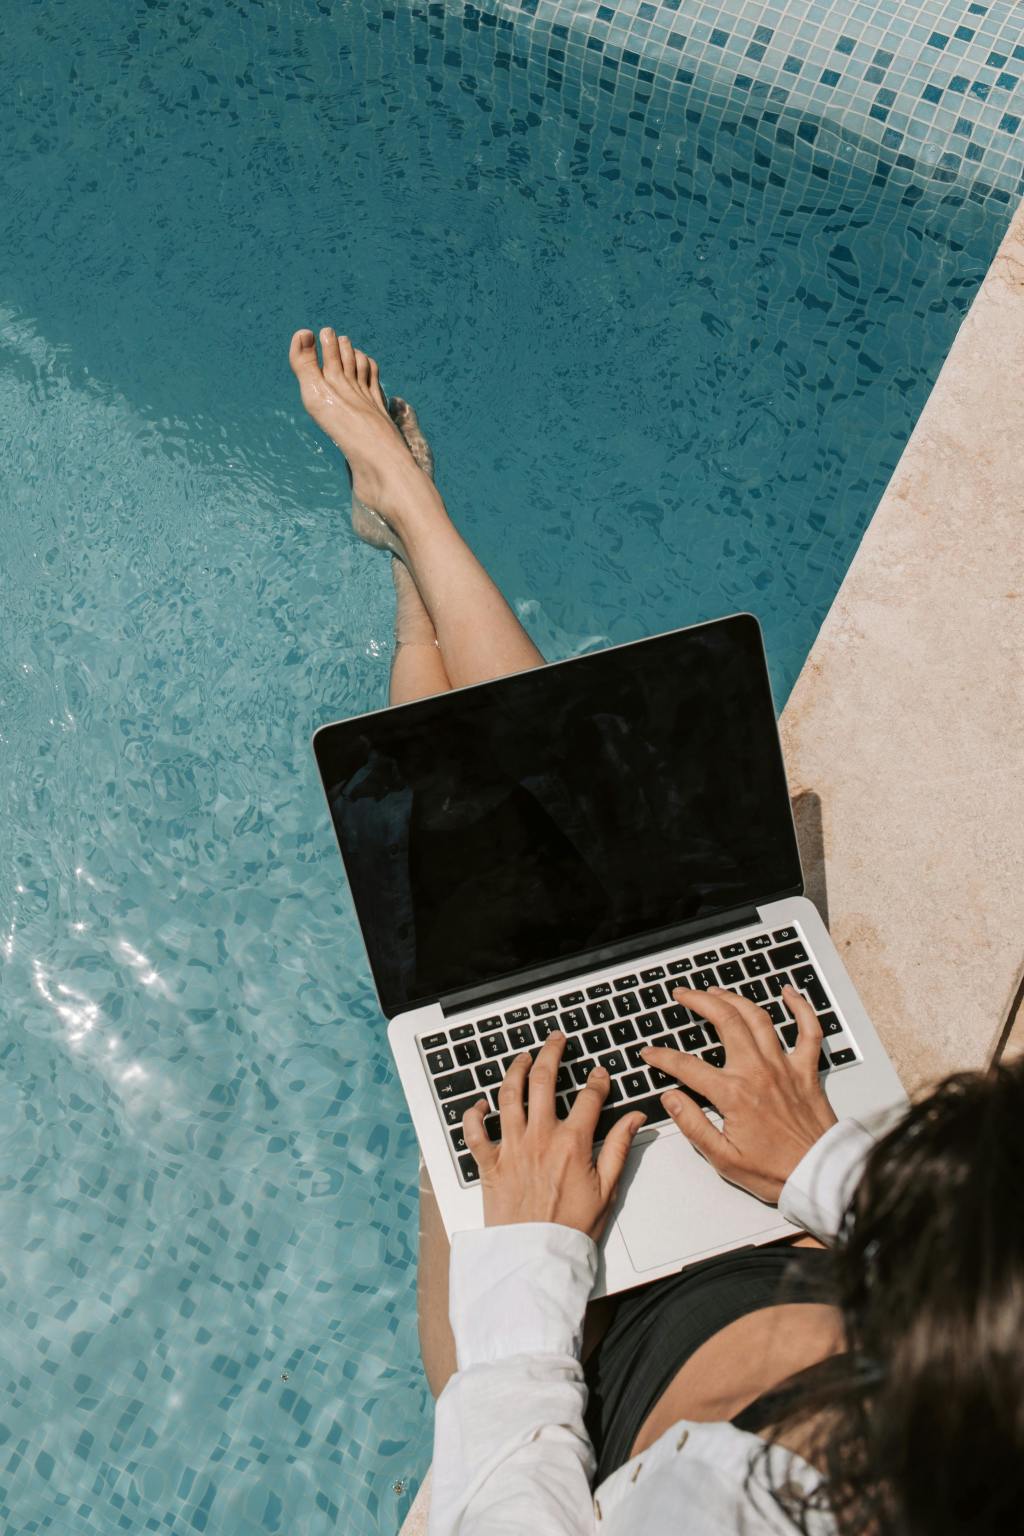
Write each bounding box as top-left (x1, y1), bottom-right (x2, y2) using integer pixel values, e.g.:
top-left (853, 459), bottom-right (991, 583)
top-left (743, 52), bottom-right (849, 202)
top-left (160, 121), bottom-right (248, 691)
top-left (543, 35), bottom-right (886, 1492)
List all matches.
top-left (661, 1085), bottom-right (733, 1171)
top-left (707, 987), bottom-right (783, 1061)
top-left (595, 1109), bottom-right (647, 1200)
top-left (669, 987), bottom-right (759, 1066)
top-left (497, 1052), bottom-right (532, 1141)
top-left (565, 1064), bottom-right (611, 1140)
top-left (785, 986), bottom-right (824, 1074)
top-left (638, 1043), bottom-right (722, 1102)
top-left (462, 1097), bottom-right (499, 1174)
top-left (526, 1030), bottom-right (566, 1128)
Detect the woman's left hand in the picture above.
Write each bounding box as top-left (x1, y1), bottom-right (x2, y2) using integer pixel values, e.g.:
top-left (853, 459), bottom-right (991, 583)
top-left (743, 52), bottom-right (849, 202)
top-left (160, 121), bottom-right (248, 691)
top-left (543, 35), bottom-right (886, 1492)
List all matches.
top-left (461, 1030), bottom-right (648, 1242)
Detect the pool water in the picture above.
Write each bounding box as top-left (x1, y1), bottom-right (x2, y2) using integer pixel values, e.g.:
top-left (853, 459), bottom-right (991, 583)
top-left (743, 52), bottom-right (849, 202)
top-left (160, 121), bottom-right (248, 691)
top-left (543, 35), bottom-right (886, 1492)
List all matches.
top-left (0, 1), bottom-right (1013, 1532)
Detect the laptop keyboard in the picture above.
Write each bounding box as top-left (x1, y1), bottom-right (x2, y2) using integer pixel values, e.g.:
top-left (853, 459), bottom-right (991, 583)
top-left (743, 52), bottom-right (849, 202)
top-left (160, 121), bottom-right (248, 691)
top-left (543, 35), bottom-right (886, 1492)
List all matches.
top-left (417, 922), bottom-right (861, 1187)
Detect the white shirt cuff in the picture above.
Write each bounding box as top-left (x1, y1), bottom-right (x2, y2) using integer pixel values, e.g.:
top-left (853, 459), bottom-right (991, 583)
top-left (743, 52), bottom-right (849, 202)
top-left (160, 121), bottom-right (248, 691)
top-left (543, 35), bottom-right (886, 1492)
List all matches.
top-left (778, 1117), bottom-right (878, 1242)
top-left (448, 1222), bottom-right (598, 1368)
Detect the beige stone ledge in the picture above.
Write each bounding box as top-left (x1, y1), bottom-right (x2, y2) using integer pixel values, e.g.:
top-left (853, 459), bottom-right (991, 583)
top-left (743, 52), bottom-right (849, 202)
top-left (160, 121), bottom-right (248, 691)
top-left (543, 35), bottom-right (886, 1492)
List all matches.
top-left (398, 196), bottom-right (1024, 1536)
top-left (780, 193), bottom-right (1024, 1097)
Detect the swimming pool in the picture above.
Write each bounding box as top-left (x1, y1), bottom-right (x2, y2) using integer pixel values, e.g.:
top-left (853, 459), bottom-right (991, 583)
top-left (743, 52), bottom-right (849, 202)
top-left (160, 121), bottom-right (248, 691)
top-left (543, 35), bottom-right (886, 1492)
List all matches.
top-left (0, 1), bottom-right (1017, 1532)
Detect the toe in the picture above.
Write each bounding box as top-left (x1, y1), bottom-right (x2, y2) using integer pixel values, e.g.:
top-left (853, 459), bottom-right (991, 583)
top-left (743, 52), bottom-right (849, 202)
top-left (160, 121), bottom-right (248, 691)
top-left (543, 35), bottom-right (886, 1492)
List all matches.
top-left (320, 326), bottom-right (343, 379)
top-left (289, 329), bottom-right (321, 377)
top-left (354, 347), bottom-right (371, 388)
top-left (338, 333), bottom-right (357, 378)
top-left (367, 356), bottom-right (388, 410)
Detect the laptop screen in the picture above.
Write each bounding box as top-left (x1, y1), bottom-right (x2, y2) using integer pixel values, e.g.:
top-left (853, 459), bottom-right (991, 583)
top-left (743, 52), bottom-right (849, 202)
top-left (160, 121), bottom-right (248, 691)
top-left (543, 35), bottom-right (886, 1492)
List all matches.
top-left (313, 614), bottom-right (802, 1019)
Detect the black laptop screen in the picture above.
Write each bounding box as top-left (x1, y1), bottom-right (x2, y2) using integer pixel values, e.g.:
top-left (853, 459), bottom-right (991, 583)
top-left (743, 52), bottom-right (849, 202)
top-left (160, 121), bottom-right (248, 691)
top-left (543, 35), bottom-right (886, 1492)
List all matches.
top-left (313, 615), bottom-right (802, 1018)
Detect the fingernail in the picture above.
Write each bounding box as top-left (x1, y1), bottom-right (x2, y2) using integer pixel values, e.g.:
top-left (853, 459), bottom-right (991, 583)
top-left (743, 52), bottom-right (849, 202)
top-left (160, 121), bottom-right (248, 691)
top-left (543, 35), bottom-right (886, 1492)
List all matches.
top-left (590, 1066), bottom-right (607, 1078)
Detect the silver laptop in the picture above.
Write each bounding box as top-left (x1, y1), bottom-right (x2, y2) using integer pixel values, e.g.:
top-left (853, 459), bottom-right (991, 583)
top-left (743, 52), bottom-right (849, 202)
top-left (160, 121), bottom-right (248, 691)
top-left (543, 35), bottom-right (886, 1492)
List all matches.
top-left (312, 614), bottom-right (907, 1298)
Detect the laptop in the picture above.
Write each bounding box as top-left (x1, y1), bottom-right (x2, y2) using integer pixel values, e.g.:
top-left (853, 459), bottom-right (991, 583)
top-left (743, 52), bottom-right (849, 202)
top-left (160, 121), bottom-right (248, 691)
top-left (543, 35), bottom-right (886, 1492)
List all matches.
top-left (312, 613), bottom-right (908, 1298)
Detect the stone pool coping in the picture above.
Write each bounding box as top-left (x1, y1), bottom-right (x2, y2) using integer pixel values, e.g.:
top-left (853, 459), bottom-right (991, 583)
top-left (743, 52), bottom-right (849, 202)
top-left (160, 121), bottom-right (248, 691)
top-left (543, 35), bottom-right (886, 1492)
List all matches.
top-left (397, 193), bottom-right (1024, 1535)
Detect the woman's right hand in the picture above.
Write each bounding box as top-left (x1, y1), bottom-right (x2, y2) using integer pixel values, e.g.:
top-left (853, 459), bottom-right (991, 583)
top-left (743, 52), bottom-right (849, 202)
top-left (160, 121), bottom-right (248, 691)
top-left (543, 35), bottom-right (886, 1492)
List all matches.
top-left (639, 985), bottom-right (839, 1204)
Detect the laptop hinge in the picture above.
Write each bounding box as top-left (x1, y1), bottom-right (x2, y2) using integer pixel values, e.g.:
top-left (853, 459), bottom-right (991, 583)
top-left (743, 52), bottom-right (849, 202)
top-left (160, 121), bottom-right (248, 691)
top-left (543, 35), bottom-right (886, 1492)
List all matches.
top-left (439, 902), bottom-right (764, 1018)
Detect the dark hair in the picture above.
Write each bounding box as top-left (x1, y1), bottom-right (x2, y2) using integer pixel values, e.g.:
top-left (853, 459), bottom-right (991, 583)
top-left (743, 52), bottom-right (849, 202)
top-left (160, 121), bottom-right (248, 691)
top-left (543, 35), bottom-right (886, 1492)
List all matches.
top-left (751, 1053), bottom-right (1024, 1536)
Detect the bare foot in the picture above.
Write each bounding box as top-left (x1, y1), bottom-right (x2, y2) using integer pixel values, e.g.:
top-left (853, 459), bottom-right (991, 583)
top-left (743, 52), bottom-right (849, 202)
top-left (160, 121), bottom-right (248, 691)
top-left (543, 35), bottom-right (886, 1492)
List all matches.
top-left (288, 328), bottom-right (443, 533)
top-left (348, 396), bottom-right (438, 564)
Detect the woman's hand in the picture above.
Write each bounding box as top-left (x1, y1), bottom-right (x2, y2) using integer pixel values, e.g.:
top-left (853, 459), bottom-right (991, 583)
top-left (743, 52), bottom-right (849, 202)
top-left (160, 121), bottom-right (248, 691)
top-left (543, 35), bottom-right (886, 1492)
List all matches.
top-left (461, 1030), bottom-right (648, 1242)
top-left (639, 985), bottom-right (839, 1204)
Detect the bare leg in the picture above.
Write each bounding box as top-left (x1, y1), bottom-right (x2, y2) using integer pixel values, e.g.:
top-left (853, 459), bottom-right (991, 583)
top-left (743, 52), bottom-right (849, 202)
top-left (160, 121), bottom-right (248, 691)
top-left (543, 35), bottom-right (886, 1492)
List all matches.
top-left (288, 327), bottom-right (545, 691)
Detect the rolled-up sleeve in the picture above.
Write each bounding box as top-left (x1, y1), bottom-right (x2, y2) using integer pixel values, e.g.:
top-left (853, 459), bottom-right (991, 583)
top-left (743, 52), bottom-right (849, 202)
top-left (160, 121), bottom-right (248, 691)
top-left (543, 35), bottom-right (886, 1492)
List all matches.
top-left (778, 1117), bottom-right (878, 1244)
top-left (428, 1221), bottom-right (599, 1536)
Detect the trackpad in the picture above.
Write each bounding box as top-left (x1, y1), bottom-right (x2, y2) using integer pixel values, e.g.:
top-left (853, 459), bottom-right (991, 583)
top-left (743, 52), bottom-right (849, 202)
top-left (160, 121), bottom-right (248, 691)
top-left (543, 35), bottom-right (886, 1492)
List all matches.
top-left (616, 1130), bottom-right (784, 1272)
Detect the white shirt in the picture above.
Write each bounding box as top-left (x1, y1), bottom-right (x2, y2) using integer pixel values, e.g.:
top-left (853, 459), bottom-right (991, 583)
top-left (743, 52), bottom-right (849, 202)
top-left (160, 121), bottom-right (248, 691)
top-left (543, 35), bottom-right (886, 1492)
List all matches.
top-left (428, 1117), bottom-right (876, 1536)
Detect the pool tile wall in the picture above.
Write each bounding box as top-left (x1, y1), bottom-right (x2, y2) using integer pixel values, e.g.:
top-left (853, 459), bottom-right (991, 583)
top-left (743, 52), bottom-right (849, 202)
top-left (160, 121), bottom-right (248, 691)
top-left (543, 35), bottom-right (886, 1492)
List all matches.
top-left (470, 0), bottom-right (1024, 203)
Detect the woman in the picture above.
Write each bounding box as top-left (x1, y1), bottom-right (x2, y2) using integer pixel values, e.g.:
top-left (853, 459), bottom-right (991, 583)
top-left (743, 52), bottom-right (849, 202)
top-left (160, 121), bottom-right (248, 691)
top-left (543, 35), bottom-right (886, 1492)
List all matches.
top-left (289, 327), bottom-right (1024, 1535)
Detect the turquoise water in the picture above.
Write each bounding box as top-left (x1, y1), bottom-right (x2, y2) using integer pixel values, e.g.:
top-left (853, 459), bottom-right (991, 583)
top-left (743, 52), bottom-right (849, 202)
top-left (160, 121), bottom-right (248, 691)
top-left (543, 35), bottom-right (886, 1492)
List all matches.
top-left (0, 1), bottom-right (1013, 1532)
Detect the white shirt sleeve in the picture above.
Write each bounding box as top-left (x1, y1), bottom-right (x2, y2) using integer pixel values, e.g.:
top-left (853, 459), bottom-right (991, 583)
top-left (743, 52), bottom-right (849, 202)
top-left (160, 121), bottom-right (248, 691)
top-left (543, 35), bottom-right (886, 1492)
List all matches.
top-left (777, 1116), bottom-right (878, 1243)
top-left (428, 1119), bottom-right (879, 1534)
top-left (428, 1220), bottom-right (598, 1536)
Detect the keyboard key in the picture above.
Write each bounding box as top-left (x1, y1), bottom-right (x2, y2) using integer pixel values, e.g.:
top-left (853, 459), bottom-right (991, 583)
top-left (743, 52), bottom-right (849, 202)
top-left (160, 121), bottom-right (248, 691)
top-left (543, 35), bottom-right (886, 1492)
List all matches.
top-left (764, 1002), bottom-right (785, 1026)
top-left (556, 1065), bottom-right (574, 1093)
top-left (482, 1032), bottom-right (508, 1058)
top-left (716, 961), bottom-right (743, 985)
top-left (626, 1043), bottom-right (648, 1068)
top-left (478, 1015), bottom-right (503, 1033)
top-left (772, 927), bottom-right (798, 943)
top-left (702, 1046), bottom-right (726, 1068)
top-left (743, 953), bottom-right (770, 977)
top-left (598, 1051), bottom-right (627, 1076)
top-left (583, 1027), bottom-right (611, 1054)
top-left (483, 1111), bottom-right (501, 1140)
top-left (442, 1092), bottom-right (488, 1126)
top-left (819, 1011), bottom-right (843, 1037)
top-left (476, 1061), bottom-right (502, 1087)
top-left (650, 1034), bottom-right (677, 1054)
top-left (640, 966), bottom-right (666, 982)
top-left (593, 1093), bottom-right (672, 1144)
top-left (587, 999), bottom-right (614, 1024)
top-left (534, 1017), bottom-right (560, 1040)
top-left (559, 990), bottom-right (584, 1007)
top-left (555, 1094), bottom-right (573, 1119)
top-left (679, 1025), bottom-right (706, 1052)
top-left (694, 949), bottom-right (719, 965)
top-left (792, 965), bottom-right (830, 1013)
top-left (449, 1126), bottom-right (467, 1152)
top-left (667, 958), bottom-right (693, 974)
top-left (739, 980), bottom-right (768, 1003)
top-left (640, 983), bottom-right (667, 1008)
top-left (721, 942), bottom-right (745, 958)
top-left (450, 1023), bottom-right (476, 1041)
top-left (561, 1007), bottom-right (587, 1032)
top-left (662, 1003), bottom-right (689, 1028)
top-left (818, 1048), bottom-right (830, 1073)
top-left (507, 1024), bottom-right (534, 1050)
top-left (436, 1069), bottom-right (476, 1099)
top-left (614, 992), bottom-right (641, 1017)
top-left (746, 933), bottom-right (772, 949)
top-left (614, 973), bottom-right (639, 991)
top-left (691, 969), bottom-right (717, 990)
top-left (532, 998), bottom-right (557, 1016)
top-left (427, 1048), bottom-right (454, 1075)
top-left (505, 1007), bottom-right (530, 1024)
top-left (422, 1032), bottom-right (446, 1050)
top-left (637, 1013), bottom-right (663, 1037)
top-left (779, 1022), bottom-right (798, 1050)
top-left (766, 972), bottom-right (790, 997)
top-left (649, 1063), bottom-right (675, 1088)
top-left (563, 1035), bottom-right (584, 1061)
top-left (572, 1060), bottom-right (595, 1087)
top-left (829, 1047), bottom-right (856, 1066)
top-left (587, 982), bottom-right (612, 998)
top-left (622, 1071), bottom-right (649, 1097)
top-left (611, 1020), bottom-right (638, 1045)
top-left (767, 942), bottom-right (808, 970)
top-left (458, 1153), bottom-right (479, 1183)
top-left (454, 1040), bottom-right (481, 1066)
top-left (704, 1022), bottom-right (720, 1044)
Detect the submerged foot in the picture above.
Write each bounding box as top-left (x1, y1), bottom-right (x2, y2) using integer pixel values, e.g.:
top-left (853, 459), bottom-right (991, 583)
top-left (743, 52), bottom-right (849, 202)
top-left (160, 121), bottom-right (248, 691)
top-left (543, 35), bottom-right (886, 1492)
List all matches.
top-left (288, 328), bottom-right (442, 553)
